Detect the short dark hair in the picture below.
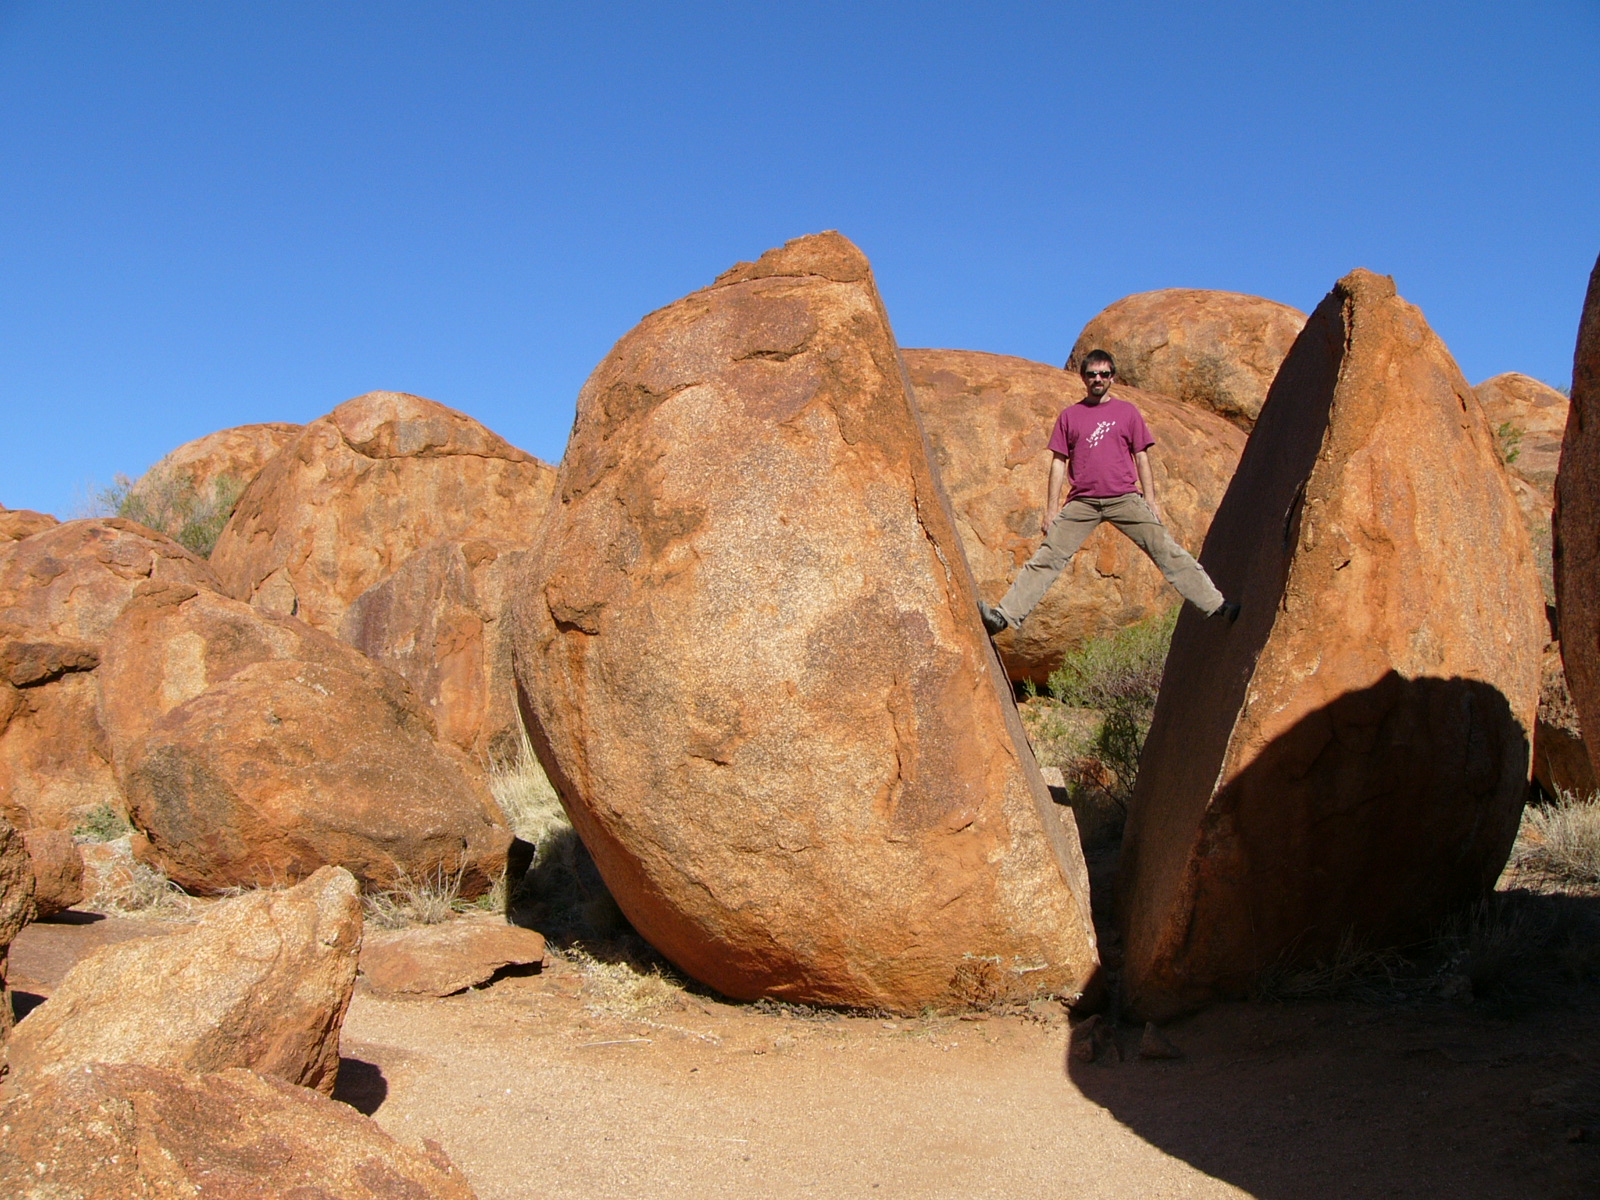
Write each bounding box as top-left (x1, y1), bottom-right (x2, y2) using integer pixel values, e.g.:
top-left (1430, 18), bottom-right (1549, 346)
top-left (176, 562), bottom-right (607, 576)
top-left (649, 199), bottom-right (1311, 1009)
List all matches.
top-left (1079, 349), bottom-right (1116, 376)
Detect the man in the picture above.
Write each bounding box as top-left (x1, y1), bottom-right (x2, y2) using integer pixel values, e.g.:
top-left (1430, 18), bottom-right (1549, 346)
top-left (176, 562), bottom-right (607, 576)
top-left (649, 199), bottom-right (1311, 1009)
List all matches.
top-left (978, 349), bottom-right (1238, 636)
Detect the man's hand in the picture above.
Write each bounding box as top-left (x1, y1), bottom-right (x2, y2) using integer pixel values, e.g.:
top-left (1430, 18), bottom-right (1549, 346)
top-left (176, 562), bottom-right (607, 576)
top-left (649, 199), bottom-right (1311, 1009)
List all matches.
top-left (1143, 496), bottom-right (1165, 525)
top-left (1040, 506), bottom-right (1057, 537)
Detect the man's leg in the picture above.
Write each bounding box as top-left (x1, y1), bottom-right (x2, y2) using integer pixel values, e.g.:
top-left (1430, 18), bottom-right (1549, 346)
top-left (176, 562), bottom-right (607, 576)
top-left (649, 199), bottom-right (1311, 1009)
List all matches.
top-left (1103, 494), bottom-right (1228, 615)
top-left (990, 500), bottom-right (1104, 628)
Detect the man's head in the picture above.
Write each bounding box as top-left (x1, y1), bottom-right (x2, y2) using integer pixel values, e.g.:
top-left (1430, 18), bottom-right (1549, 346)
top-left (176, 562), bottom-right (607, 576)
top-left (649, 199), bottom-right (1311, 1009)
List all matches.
top-left (1079, 349), bottom-right (1116, 402)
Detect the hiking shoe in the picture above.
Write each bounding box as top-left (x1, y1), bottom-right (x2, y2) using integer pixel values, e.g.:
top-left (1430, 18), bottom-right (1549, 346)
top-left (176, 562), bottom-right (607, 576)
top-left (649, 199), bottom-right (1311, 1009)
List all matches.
top-left (978, 601), bottom-right (1010, 636)
top-left (1211, 600), bottom-right (1241, 623)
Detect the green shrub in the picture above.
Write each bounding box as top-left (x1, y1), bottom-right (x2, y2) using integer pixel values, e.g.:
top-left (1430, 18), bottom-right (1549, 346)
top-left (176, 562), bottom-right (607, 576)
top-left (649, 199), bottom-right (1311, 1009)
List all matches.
top-left (1495, 420), bottom-right (1524, 467)
top-left (99, 469), bottom-right (244, 557)
top-left (73, 802), bottom-right (133, 843)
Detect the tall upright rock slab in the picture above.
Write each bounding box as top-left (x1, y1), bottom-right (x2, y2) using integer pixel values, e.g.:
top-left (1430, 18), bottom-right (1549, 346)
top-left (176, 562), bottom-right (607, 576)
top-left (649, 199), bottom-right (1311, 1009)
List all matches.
top-left (511, 233), bottom-right (1097, 1012)
top-left (1556, 254), bottom-right (1600, 780)
top-left (906, 349), bottom-right (1244, 684)
top-left (1119, 269), bottom-right (1544, 1020)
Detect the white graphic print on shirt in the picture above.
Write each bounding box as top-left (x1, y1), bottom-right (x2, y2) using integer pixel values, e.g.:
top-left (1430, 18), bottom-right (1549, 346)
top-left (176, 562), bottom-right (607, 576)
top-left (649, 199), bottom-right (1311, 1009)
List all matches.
top-left (1085, 419), bottom-right (1115, 449)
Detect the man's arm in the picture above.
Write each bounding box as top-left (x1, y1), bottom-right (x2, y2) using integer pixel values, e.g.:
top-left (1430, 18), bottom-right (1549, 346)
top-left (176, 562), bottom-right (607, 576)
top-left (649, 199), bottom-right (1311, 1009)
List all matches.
top-left (1041, 453), bottom-right (1068, 536)
top-left (1134, 449), bottom-right (1164, 524)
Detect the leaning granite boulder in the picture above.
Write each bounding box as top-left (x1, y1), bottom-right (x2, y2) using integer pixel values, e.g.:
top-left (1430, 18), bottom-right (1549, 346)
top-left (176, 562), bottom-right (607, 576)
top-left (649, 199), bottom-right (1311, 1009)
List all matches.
top-left (1555, 254), bottom-right (1600, 784)
top-left (0, 818), bottom-right (36, 1045)
top-left (512, 232), bottom-right (1098, 1012)
top-left (6, 866), bottom-right (360, 1093)
top-left (1118, 268), bottom-right (1545, 1021)
top-left (0, 1063), bottom-right (479, 1200)
top-left (0, 519), bottom-right (220, 831)
top-left (906, 348), bottom-right (1244, 684)
top-left (97, 582), bottom-right (509, 896)
top-left (342, 538), bottom-right (534, 764)
top-left (210, 391), bottom-right (556, 633)
top-left (1066, 288), bottom-right (1307, 429)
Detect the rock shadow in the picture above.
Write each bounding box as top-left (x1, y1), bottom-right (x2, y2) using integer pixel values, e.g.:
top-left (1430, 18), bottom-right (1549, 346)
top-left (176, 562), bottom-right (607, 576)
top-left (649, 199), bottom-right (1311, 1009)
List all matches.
top-left (332, 1057), bottom-right (388, 1115)
top-left (10, 989), bottom-right (46, 1022)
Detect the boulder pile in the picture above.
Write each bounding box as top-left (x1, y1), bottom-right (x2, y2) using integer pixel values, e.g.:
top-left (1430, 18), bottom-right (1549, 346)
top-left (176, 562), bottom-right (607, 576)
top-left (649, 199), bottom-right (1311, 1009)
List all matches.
top-left (1118, 268), bottom-right (1545, 1020)
top-left (906, 348), bottom-right (1243, 683)
top-left (513, 232), bottom-right (1098, 1012)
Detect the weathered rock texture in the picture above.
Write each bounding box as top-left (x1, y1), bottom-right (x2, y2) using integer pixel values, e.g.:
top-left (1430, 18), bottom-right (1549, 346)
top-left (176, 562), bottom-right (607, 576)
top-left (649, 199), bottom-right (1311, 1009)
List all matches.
top-left (0, 1063), bottom-right (480, 1200)
top-left (512, 232), bottom-right (1097, 1012)
top-left (0, 520), bottom-right (220, 831)
top-left (1118, 269), bottom-right (1545, 1021)
top-left (1476, 372), bottom-right (1569, 602)
top-left (342, 538), bottom-right (533, 764)
top-left (0, 506), bottom-right (57, 542)
top-left (1556, 254), bottom-right (1600, 784)
top-left (905, 349), bottom-right (1244, 683)
top-left (97, 582), bottom-right (508, 895)
top-left (210, 391), bottom-right (556, 633)
top-left (1535, 643), bottom-right (1595, 800)
top-left (22, 827), bottom-right (84, 917)
top-left (6, 866), bottom-right (360, 1093)
top-left (0, 818), bottom-right (35, 1045)
top-left (1067, 289), bottom-right (1307, 429)
top-left (360, 916), bottom-right (547, 997)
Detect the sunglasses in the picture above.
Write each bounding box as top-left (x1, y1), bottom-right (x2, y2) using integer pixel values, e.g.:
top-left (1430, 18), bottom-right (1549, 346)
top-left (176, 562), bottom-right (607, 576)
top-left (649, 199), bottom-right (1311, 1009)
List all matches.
top-left (1083, 369), bottom-right (1113, 379)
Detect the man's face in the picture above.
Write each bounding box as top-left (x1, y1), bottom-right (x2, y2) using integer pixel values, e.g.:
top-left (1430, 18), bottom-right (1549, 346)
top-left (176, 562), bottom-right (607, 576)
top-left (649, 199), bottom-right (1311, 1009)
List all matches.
top-left (1081, 362), bottom-right (1114, 401)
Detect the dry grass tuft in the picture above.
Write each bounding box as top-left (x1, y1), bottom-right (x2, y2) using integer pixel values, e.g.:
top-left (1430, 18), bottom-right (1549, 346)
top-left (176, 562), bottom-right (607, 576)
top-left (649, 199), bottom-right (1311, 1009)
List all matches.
top-left (1516, 793), bottom-right (1600, 889)
top-left (1252, 932), bottom-right (1410, 1004)
top-left (78, 835), bottom-right (193, 919)
top-left (362, 861), bottom-right (469, 931)
top-left (562, 943), bottom-right (686, 1017)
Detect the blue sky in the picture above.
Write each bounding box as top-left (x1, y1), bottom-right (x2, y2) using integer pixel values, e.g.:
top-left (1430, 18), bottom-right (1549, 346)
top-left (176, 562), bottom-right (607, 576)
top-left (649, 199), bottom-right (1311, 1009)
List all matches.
top-left (2, 1), bottom-right (1597, 518)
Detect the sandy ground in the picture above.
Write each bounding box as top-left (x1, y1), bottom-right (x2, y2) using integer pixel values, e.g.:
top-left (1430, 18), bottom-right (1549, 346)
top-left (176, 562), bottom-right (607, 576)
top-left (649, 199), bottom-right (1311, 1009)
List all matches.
top-left (10, 912), bottom-right (1600, 1200)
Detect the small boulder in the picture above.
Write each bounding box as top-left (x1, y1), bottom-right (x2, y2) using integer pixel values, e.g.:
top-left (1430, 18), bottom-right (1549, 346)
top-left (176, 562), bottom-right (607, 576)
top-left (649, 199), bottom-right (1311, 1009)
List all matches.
top-left (6, 866), bottom-right (360, 1093)
top-left (342, 538), bottom-right (534, 763)
top-left (122, 421), bottom-right (302, 555)
top-left (513, 232), bottom-right (1098, 1012)
top-left (0, 818), bottom-right (36, 1045)
top-left (21, 827), bottom-right (84, 917)
top-left (360, 917), bottom-right (547, 997)
top-left (210, 391), bottom-right (556, 633)
top-left (0, 506), bottom-right (57, 542)
top-left (906, 348), bottom-right (1244, 683)
top-left (0, 1063), bottom-right (479, 1200)
top-left (1555, 254), bottom-right (1600, 784)
top-left (1067, 288), bottom-right (1308, 429)
top-left (1119, 269), bottom-right (1545, 1021)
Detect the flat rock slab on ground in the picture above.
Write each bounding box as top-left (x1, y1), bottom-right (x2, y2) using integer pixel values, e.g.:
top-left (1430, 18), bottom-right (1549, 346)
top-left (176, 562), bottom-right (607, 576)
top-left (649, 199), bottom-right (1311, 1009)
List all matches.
top-left (361, 917), bottom-right (547, 997)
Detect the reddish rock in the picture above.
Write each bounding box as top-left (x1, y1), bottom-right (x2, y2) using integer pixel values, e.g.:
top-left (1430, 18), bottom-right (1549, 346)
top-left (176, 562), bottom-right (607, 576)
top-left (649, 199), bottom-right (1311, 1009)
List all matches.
top-left (7, 866), bottom-right (360, 1092)
top-left (906, 348), bottom-right (1244, 683)
top-left (21, 827), bottom-right (84, 918)
top-left (123, 421), bottom-right (302, 554)
top-left (360, 916), bottom-right (546, 997)
top-left (1067, 289), bottom-right (1307, 429)
top-left (97, 582), bottom-right (509, 896)
top-left (1118, 269), bottom-right (1545, 1021)
top-left (210, 391), bottom-right (556, 633)
top-left (0, 1063), bottom-right (480, 1199)
top-left (1557, 255), bottom-right (1600, 783)
top-left (0, 506), bottom-right (57, 542)
top-left (512, 232), bottom-right (1098, 1012)
top-left (1475, 372), bottom-right (1568, 497)
top-left (1535, 643), bottom-right (1595, 800)
top-left (0, 520), bottom-right (219, 831)
top-left (342, 539), bottom-right (534, 764)
top-left (0, 818), bottom-right (35, 1045)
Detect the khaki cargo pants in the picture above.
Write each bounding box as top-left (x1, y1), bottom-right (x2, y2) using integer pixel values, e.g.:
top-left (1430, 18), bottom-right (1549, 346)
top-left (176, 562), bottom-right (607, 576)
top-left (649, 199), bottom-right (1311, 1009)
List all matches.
top-left (993, 492), bottom-right (1224, 627)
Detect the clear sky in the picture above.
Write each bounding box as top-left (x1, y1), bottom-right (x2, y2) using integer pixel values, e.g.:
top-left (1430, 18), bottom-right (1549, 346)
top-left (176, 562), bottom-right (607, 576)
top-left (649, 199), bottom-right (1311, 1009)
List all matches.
top-left (2, 1), bottom-right (1596, 518)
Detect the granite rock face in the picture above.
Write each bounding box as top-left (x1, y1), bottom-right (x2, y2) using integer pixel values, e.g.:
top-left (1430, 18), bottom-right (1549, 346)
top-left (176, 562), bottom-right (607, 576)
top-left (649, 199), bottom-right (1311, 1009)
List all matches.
top-left (0, 506), bottom-right (58, 542)
top-left (99, 582), bottom-right (509, 895)
top-left (906, 348), bottom-right (1244, 683)
top-left (1556, 254), bottom-right (1600, 785)
top-left (1067, 288), bottom-right (1307, 430)
top-left (6, 866), bottom-right (361, 1093)
top-left (0, 519), bottom-right (219, 831)
top-left (21, 827), bottom-right (84, 918)
top-left (0, 1063), bottom-right (480, 1200)
top-left (0, 817), bottom-right (35, 1046)
top-left (342, 538), bottom-right (534, 764)
top-left (1118, 269), bottom-right (1545, 1020)
top-left (210, 391), bottom-right (556, 633)
top-left (512, 232), bottom-right (1098, 1012)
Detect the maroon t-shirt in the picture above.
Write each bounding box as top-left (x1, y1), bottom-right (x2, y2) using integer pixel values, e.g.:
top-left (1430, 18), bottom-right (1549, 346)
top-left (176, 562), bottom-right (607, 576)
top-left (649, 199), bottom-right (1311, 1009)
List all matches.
top-left (1047, 396), bottom-right (1154, 501)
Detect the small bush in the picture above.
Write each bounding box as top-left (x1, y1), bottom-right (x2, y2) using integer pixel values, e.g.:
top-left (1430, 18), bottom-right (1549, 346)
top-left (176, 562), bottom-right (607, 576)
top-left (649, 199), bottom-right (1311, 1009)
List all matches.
top-left (1518, 793), bottom-right (1600, 888)
top-left (1496, 420), bottom-right (1524, 466)
top-left (98, 469), bottom-right (244, 557)
top-left (73, 802), bottom-right (133, 843)
top-left (362, 861), bottom-right (471, 930)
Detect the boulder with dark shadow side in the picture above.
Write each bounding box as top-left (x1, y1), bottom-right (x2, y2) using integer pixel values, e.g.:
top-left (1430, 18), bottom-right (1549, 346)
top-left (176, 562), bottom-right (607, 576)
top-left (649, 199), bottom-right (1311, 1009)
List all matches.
top-left (512, 232), bottom-right (1098, 1014)
top-left (1118, 269), bottom-right (1545, 1022)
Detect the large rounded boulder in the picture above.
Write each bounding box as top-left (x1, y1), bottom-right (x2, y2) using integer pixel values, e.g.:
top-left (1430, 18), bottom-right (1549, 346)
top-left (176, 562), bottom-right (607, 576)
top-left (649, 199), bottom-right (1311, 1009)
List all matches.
top-left (1556, 254), bottom-right (1600, 784)
top-left (1067, 288), bottom-right (1307, 430)
top-left (0, 520), bottom-right (220, 831)
top-left (512, 232), bottom-right (1098, 1012)
top-left (1118, 269), bottom-right (1545, 1021)
top-left (905, 348), bottom-right (1244, 684)
top-left (98, 581), bottom-right (508, 895)
top-left (210, 392), bottom-right (556, 633)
